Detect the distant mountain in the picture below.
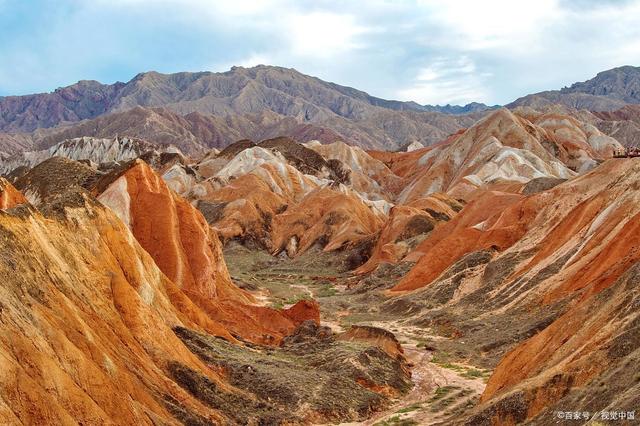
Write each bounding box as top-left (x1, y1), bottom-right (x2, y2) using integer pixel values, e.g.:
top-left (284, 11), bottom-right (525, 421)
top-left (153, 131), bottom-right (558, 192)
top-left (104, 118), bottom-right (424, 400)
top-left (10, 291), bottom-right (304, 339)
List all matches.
top-left (26, 106), bottom-right (351, 155)
top-left (591, 104), bottom-right (640, 147)
top-left (509, 65), bottom-right (640, 111)
top-left (4, 65), bottom-right (640, 156)
top-left (562, 65), bottom-right (640, 102)
top-left (420, 102), bottom-right (497, 114)
top-left (0, 66), bottom-right (484, 154)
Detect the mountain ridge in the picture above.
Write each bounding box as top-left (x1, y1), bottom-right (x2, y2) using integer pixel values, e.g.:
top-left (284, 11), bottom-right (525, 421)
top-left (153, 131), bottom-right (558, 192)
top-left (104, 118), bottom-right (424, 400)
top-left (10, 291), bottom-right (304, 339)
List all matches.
top-left (0, 65), bottom-right (487, 152)
top-left (509, 65), bottom-right (640, 111)
top-left (1, 65), bottom-right (639, 156)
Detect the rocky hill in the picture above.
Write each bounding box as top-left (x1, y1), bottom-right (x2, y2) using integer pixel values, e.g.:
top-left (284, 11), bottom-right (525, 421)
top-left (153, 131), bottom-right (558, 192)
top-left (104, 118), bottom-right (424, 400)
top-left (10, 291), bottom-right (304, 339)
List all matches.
top-left (509, 65), bottom-right (640, 111)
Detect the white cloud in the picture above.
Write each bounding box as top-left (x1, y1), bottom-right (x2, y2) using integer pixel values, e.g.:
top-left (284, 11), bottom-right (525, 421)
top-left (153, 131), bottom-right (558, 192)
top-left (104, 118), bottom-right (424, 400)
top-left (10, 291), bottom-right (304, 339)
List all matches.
top-left (419, 0), bottom-right (561, 51)
top-left (237, 53), bottom-right (272, 68)
top-left (397, 56), bottom-right (491, 105)
top-left (287, 12), bottom-right (371, 58)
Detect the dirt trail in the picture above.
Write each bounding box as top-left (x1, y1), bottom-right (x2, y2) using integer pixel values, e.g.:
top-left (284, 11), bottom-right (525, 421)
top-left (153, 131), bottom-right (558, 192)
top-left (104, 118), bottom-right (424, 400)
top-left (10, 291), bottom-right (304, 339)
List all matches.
top-left (338, 321), bottom-right (486, 426)
top-left (358, 348), bottom-right (484, 425)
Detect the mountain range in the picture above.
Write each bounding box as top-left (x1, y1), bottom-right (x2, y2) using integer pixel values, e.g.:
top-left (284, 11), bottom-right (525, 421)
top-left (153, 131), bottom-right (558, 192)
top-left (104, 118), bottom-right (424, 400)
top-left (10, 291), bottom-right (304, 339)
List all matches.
top-left (0, 66), bottom-right (486, 154)
top-left (3, 64), bottom-right (639, 157)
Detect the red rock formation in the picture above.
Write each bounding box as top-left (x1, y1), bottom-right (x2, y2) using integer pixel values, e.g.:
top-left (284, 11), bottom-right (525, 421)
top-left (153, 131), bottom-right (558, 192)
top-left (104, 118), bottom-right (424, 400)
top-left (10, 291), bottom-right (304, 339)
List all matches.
top-left (0, 177), bottom-right (27, 210)
top-left (97, 159), bottom-right (249, 303)
top-left (397, 109), bottom-right (577, 203)
top-left (367, 131), bottom-right (462, 180)
top-left (270, 187), bottom-right (386, 256)
top-left (388, 158), bottom-right (640, 422)
top-left (305, 140), bottom-right (404, 200)
top-left (356, 193), bottom-right (461, 274)
top-left (390, 191), bottom-right (528, 292)
top-left (96, 160), bottom-right (317, 344)
top-left (338, 325), bottom-right (404, 360)
top-left (282, 299), bottom-right (321, 325)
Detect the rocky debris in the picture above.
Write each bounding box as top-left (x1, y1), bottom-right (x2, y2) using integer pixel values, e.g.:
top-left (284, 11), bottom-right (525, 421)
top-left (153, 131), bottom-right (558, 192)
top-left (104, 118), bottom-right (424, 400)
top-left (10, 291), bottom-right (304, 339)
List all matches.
top-left (521, 176), bottom-right (567, 195)
top-left (217, 138), bottom-right (256, 159)
top-left (12, 156), bottom-right (97, 208)
top-left (259, 136), bottom-right (335, 177)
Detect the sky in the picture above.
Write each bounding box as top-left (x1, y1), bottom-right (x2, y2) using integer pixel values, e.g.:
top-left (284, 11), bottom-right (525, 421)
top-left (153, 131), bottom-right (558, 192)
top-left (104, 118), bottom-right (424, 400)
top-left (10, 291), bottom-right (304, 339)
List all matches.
top-left (0, 0), bottom-right (639, 105)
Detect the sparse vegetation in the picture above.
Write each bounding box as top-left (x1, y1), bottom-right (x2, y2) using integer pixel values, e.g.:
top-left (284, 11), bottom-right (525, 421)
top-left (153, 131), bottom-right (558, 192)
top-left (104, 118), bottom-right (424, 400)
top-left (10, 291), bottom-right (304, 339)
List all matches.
top-left (430, 351), bottom-right (491, 380)
top-left (429, 385), bottom-right (458, 402)
top-left (374, 415), bottom-right (419, 426)
top-left (316, 284), bottom-right (337, 297)
top-left (395, 403), bottom-right (423, 414)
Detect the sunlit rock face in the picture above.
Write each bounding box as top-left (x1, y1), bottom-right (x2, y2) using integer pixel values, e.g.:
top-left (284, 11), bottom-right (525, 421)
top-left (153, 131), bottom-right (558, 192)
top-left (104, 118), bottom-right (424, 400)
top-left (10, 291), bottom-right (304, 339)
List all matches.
top-left (0, 136), bottom-right (157, 174)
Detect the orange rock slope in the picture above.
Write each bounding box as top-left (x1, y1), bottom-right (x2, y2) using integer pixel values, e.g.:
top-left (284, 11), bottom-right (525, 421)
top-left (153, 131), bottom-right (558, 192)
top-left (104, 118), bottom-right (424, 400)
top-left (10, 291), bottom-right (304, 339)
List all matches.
top-left (386, 158), bottom-right (640, 423)
top-left (95, 159), bottom-right (317, 344)
top-left (270, 186), bottom-right (386, 256)
top-left (198, 144), bottom-right (393, 257)
top-left (355, 193), bottom-right (462, 274)
top-left (305, 140), bottom-right (404, 200)
top-left (366, 109), bottom-right (619, 206)
top-left (397, 109), bottom-right (576, 203)
top-left (1, 159), bottom-right (412, 424)
top-left (0, 192), bottom-right (235, 424)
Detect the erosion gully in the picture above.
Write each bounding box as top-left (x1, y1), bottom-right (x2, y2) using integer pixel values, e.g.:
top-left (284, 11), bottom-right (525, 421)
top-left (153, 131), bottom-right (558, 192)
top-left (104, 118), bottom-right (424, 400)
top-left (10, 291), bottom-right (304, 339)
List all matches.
top-left (224, 243), bottom-right (489, 425)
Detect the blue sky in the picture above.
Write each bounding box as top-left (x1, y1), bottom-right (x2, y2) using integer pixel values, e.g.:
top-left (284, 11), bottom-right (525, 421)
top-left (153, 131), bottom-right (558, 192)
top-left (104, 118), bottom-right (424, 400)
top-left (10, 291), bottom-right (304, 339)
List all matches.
top-left (1, 0), bottom-right (639, 105)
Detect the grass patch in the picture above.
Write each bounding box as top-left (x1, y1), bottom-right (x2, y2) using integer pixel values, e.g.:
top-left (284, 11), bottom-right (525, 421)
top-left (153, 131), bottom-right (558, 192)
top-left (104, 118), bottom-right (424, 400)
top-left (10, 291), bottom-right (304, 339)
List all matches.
top-left (374, 415), bottom-right (418, 426)
top-left (415, 339), bottom-right (437, 351)
top-left (429, 385), bottom-right (458, 402)
top-left (315, 284), bottom-right (337, 298)
top-left (270, 301), bottom-right (284, 310)
top-left (338, 312), bottom-right (387, 328)
top-left (395, 403), bottom-right (422, 414)
top-left (431, 351), bottom-right (491, 380)
top-left (430, 350), bottom-right (451, 365)
top-left (462, 368), bottom-right (487, 379)
top-left (284, 294), bottom-right (311, 305)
